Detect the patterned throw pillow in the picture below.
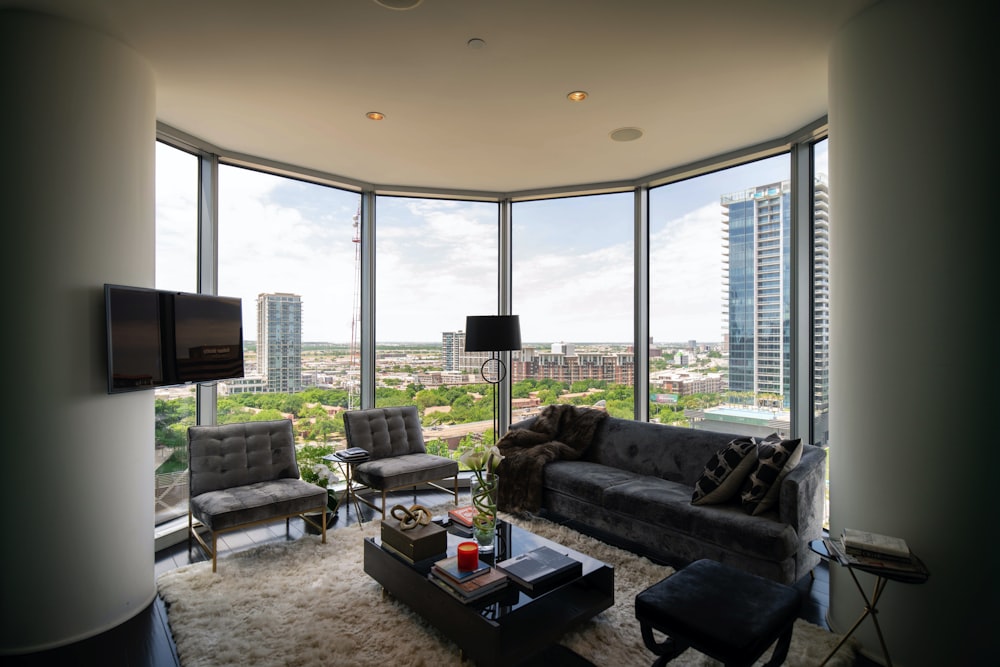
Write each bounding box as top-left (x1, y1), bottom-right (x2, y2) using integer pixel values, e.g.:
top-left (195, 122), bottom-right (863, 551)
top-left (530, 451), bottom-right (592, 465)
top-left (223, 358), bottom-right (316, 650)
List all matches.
top-left (691, 438), bottom-right (759, 506)
top-left (740, 433), bottom-right (803, 516)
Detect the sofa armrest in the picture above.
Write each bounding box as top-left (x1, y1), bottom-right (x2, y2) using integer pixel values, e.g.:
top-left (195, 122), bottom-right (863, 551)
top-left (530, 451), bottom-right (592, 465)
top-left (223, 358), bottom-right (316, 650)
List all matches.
top-left (779, 444), bottom-right (827, 577)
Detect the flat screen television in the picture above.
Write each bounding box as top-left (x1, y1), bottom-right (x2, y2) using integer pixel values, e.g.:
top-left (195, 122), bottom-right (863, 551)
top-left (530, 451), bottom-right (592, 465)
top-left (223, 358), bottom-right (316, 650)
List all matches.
top-left (105, 284), bottom-right (244, 393)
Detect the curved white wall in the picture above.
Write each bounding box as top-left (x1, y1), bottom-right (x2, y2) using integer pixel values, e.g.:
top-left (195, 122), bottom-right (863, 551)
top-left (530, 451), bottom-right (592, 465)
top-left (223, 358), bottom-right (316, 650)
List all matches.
top-left (828, 1), bottom-right (992, 664)
top-left (0, 10), bottom-right (157, 653)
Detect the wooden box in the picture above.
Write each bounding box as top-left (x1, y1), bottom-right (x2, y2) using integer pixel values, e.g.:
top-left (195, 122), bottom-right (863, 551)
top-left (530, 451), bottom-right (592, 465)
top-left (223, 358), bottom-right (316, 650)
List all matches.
top-left (380, 519), bottom-right (448, 562)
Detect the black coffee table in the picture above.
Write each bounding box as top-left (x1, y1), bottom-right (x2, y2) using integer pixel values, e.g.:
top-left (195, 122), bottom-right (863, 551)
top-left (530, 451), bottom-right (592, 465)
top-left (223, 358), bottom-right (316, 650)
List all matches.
top-left (363, 519), bottom-right (614, 666)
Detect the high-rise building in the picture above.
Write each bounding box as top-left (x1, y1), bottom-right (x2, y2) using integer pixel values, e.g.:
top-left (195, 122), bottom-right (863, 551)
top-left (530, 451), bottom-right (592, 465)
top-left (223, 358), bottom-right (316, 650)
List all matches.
top-left (442, 330), bottom-right (464, 372)
top-left (722, 181), bottom-right (791, 407)
top-left (512, 346), bottom-right (634, 386)
top-left (442, 330), bottom-right (491, 374)
top-left (812, 176), bottom-right (831, 431)
top-left (257, 292), bottom-right (302, 393)
top-left (721, 178), bottom-right (830, 412)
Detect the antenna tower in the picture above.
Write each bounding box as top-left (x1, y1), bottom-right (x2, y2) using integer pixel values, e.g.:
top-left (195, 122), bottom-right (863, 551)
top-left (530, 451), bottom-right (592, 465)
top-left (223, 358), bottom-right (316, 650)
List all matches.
top-left (349, 203), bottom-right (361, 410)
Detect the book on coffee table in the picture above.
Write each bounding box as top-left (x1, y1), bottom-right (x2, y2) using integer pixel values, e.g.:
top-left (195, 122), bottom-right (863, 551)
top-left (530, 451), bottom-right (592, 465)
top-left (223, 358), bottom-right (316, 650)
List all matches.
top-left (432, 555), bottom-right (490, 584)
top-left (496, 545), bottom-right (582, 593)
top-left (429, 566), bottom-right (509, 603)
top-left (448, 505), bottom-right (476, 527)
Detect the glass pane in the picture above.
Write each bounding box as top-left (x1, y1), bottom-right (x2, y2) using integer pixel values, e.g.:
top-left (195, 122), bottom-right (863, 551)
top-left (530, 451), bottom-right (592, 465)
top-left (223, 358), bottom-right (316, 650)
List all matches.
top-left (649, 155), bottom-right (790, 435)
top-left (154, 142), bottom-right (198, 525)
top-left (511, 193), bottom-right (635, 420)
top-left (812, 139), bottom-right (830, 447)
top-left (374, 196), bottom-right (498, 454)
top-left (218, 165), bottom-right (361, 478)
top-left (813, 138), bottom-right (831, 528)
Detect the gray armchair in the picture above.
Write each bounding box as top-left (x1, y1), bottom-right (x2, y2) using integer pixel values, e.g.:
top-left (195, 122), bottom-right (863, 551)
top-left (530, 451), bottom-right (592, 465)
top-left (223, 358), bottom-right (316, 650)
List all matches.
top-left (342, 406), bottom-right (459, 518)
top-left (187, 419), bottom-right (327, 571)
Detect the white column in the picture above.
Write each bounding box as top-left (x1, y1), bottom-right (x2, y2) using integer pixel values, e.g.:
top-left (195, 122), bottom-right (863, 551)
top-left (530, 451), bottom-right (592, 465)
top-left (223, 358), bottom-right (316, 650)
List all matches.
top-left (0, 10), bottom-right (157, 653)
top-left (828, 1), bottom-right (992, 664)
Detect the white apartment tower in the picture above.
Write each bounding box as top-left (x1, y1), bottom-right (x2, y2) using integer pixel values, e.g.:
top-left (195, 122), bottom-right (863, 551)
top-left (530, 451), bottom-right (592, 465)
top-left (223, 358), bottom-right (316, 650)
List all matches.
top-left (442, 330), bottom-right (491, 374)
top-left (257, 292), bottom-right (302, 393)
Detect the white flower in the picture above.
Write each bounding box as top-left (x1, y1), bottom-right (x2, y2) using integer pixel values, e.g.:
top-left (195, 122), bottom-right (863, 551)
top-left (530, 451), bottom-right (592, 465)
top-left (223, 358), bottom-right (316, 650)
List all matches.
top-left (488, 445), bottom-right (504, 466)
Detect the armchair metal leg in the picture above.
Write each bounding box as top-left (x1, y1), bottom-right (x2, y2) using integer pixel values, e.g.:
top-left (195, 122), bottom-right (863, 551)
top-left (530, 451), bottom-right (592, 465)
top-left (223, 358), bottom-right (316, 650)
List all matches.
top-left (211, 533), bottom-right (218, 573)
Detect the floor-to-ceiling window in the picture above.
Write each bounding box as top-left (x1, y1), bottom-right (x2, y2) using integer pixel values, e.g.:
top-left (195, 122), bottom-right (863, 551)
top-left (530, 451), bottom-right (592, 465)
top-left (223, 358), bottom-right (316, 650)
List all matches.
top-left (154, 127), bottom-right (830, 528)
top-left (215, 164), bottom-right (360, 479)
top-left (812, 139), bottom-right (830, 446)
top-left (649, 155), bottom-right (790, 436)
top-left (153, 141), bottom-right (198, 524)
top-left (511, 193), bottom-right (635, 419)
top-left (373, 195), bottom-right (498, 454)
top-left (812, 138), bottom-right (831, 527)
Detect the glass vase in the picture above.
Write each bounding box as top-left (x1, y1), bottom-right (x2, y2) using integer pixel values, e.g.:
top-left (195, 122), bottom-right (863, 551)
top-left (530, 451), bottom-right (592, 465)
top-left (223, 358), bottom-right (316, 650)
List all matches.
top-left (470, 471), bottom-right (499, 553)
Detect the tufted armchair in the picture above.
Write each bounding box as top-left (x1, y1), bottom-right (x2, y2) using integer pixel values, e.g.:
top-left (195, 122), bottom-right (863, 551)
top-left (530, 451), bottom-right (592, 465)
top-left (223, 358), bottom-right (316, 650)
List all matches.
top-left (187, 419), bottom-right (327, 571)
top-left (342, 406), bottom-right (459, 518)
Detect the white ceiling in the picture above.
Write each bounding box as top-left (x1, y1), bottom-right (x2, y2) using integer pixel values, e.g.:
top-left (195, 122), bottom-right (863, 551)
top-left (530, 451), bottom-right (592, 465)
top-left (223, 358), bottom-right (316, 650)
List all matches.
top-left (5, 0), bottom-right (876, 195)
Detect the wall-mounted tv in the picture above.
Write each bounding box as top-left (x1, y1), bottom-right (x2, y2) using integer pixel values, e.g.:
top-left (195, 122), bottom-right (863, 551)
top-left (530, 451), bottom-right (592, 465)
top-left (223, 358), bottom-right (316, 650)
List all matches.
top-left (105, 284), bottom-right (244, 393)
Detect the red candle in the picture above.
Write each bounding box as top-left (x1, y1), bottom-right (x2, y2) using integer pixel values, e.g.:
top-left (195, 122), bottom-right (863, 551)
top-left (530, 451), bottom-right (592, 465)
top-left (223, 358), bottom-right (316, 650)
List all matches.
top-left (457, 541), bottom-right (479, 570)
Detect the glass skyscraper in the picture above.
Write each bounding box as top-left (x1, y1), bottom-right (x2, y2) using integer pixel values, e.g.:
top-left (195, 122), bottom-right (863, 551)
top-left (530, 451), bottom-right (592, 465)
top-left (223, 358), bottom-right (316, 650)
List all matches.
top-left (256, 292), bottom-right (303, 393)
top-left (722, 182), bottom-right (792, 408)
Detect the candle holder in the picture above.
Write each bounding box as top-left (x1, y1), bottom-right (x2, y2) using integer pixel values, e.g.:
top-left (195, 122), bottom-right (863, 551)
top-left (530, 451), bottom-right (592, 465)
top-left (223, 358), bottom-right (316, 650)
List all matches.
top-left (457, 541), bottom-right (479, 571)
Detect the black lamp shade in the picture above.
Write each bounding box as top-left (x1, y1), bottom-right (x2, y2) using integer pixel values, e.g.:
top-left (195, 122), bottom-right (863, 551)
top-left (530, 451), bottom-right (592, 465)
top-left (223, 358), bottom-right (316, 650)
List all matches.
top-left (464, 315), bottom-right (521, 352)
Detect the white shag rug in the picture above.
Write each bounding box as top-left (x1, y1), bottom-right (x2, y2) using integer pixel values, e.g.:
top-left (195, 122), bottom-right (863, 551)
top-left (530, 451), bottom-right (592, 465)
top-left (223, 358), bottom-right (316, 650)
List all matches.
top-left (157, 510), bottom-right (858, 667)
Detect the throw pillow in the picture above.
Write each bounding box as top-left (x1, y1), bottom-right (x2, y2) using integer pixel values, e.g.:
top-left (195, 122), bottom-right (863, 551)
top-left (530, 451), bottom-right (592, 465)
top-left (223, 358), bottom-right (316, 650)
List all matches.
top-left (740, 434), bottom-right (803, 516)
top-left (691, 437), bottom-right (758, 506)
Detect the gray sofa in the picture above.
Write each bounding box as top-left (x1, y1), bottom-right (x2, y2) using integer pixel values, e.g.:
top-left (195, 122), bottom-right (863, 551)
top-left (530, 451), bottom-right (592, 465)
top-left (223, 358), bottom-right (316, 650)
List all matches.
top-left (507, 410), bottom-right (826, 584)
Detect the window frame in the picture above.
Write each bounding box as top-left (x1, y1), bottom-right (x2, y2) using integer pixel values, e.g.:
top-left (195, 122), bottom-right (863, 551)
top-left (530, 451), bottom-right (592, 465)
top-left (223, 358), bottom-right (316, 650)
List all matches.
top-left (155, 117), bottom-right (830, 516)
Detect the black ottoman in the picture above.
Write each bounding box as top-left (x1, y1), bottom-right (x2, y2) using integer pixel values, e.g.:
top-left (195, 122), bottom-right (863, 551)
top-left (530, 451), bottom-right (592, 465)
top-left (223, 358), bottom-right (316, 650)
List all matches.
top-left (635, 559), bottom-right (801, 667)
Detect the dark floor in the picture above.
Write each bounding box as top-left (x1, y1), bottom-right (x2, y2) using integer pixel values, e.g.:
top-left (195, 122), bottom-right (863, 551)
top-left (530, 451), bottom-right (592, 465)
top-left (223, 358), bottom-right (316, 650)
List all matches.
top-left (6, 489), bottom-right (878, 666)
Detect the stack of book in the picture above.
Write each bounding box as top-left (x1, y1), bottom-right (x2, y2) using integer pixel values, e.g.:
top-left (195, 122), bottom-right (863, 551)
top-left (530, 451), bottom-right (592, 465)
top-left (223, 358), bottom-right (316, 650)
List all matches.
top-left (496, 545), bottom-right (582, 594)
top-left (823, 528), bottom-right (922, 573)
top-left (447, 506), bottom-right (476, 537)
top-left (335, 447), bottom-right (369, 462)
top-left (428, 555), bottom-right (509, 603)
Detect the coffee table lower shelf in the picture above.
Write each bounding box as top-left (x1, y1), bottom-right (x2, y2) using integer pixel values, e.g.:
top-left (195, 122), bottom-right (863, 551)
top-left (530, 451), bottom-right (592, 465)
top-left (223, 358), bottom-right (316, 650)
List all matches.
top-left (363, 530), bottom-right (613, 667)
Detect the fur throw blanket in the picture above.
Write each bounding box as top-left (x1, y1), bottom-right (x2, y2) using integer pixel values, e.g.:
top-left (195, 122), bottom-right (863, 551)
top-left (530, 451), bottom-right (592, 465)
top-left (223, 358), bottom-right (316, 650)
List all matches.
top-left (495, 404), bottom-right (608, 514)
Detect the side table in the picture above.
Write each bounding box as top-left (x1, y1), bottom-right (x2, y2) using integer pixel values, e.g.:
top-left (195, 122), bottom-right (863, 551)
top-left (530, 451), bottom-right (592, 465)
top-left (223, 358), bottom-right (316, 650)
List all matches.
top-left (810, 538), bottom-right (929, 667)
top-left (323, 451), bottom-right (371, 528)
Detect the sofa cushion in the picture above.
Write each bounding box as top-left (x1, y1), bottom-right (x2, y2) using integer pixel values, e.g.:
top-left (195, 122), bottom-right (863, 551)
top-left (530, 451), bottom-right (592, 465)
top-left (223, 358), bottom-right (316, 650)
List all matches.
top-left (542, 460), bottom-right (642, 505)
top-left (582, 419), bottom-right (739, 485)
top-left (353, 452), bottom-right (458, 490)
top-left (343, 406), bottom-right (427, 459)
top-left (691, 438), bottom-right (758, 506)
top-left (602, 477), bottom-right (798, 561)
top-left (190, 478), bottom-right (327, 531)
top-left (188, 419), bottom-right (300, 497)
top-left (741, 434), bottom-right (803, 516)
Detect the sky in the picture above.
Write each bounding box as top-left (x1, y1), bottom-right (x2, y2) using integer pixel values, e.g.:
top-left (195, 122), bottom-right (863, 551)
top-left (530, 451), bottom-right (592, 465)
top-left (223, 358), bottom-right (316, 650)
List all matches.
top-left (156, 141), bottom-right (827, 345)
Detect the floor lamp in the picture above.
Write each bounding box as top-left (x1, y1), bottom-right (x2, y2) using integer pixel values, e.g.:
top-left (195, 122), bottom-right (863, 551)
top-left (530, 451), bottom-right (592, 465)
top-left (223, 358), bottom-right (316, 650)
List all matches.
top-left (464, 315), bottom-right (521, 446)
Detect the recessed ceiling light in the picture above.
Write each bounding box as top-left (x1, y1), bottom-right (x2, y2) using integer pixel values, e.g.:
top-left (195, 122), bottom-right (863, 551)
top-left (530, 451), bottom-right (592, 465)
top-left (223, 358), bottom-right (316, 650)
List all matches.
top-left (567, 91), bottom-right (588, 102)
top-left (610, 127), bottom-right (643, 142)
top-left (366, 111), bottom-right (385, 121)
top-left (373, 0), bottom-right (423, 10)
top-left (467, 38), bottom-right (486, 49)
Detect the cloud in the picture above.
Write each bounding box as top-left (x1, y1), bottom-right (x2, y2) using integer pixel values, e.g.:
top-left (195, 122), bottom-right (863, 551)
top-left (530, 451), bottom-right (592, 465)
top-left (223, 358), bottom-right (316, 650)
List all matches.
top-left (156, 150), bottom-right (789, 344)
top-left (649, 201), bottom-right (725, 342)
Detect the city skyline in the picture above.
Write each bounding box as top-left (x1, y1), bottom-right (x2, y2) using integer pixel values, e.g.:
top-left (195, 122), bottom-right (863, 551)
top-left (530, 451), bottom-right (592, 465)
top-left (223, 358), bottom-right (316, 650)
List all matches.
top-left (156, 143), bottom-right (827, 345)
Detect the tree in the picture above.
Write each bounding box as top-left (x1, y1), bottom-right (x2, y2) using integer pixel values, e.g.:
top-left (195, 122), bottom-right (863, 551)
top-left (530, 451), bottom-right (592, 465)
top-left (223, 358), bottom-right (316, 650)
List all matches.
top-left (375, 386), bottom-right (414, 407)
top-left (425, 438), bottom-right (451, 458)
